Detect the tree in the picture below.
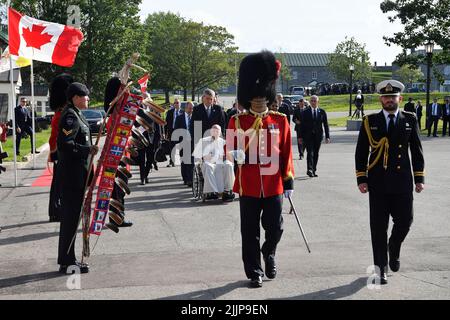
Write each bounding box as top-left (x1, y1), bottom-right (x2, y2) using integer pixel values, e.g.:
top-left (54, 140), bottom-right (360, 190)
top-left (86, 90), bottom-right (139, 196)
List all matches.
top-left (327, 37), bottom-right (372, 84)
top-left (394, 64), bottom-right (424, 88)
top-left (178, 20), bottom-right (237, 101)
top-left (275, 52), bottom-right (292, 94)
top-left (381, 0), bottom-right (450, 83)
top-left (143, 12), bottom-right (186, 103)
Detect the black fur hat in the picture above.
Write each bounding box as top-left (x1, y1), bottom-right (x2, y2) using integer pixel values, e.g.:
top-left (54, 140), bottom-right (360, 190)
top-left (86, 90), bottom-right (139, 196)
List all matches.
top-left (49, 73), bottom-right (73, 111)
top-left (237, 51), bottom-right (279, 109)
top-left (104, 77), bottom-right (122, 113)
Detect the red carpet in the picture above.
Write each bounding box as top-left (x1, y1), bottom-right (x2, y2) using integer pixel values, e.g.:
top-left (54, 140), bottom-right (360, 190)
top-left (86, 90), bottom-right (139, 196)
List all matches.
top-left (32, 167), bottom-right (54, 187)
top-left (32, 166), bottom-right (102, 187)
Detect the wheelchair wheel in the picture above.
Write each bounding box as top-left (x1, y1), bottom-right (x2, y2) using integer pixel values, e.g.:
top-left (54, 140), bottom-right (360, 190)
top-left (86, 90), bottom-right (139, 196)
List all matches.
top-left (192, 166), bottom-right (200, 200)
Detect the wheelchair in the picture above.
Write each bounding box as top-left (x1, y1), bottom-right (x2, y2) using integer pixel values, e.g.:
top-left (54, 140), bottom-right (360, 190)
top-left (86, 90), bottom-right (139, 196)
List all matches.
top-left (192, 162), bottom-right (205, 202)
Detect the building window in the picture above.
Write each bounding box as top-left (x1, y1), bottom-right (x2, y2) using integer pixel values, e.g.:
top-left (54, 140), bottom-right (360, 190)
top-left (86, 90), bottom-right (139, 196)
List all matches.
top-left (312, 71), bottom-right (318, 80)
top-left (292, 71), bottom-right (298, 80)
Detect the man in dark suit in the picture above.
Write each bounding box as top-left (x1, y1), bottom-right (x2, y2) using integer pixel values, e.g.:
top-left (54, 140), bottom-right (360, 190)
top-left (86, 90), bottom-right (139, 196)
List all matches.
top-left (403, 97), bottom-right (415, 113)
top-left (276, 93), bottom-right (291, 124)
top-left (14, 97), bottom-right (39, 156)
top-left (298, 95), bottom-right (330, 177)
top-left (292, 97), bottom-right (307, 159)
top-left (355, 80), bottom-right (425, 285)
top-left (427, 98), bottom-right (442, 137)
top-left (164, 98), bottom-right (181, 167)
top-left (442, 97), bottom-right (450, 137)
top-left (415, 101), bottom-right (423, 130)
top-left (174, 102), bottom-right (194, 186)
top-left (189, 88), bottom-right (226, 147)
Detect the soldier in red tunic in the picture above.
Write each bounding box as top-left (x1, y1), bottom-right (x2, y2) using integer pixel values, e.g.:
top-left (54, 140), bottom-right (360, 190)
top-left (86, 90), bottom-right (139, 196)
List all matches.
top-left (226, 51), bottom-right (294, 288)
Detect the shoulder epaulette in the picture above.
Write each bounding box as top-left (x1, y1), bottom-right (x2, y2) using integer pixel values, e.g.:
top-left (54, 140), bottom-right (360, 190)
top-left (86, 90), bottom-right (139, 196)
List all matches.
top-left (402, 110), bottom-right (417, 118)
top-left (269, 110), bottom-right (287, 117)
top-left (232, 111), bottom-right (249, 119)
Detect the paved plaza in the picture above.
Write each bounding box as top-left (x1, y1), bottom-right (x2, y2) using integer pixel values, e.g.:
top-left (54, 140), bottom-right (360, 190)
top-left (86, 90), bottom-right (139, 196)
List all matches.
top-left (0, 125), bottom-right (449, 300)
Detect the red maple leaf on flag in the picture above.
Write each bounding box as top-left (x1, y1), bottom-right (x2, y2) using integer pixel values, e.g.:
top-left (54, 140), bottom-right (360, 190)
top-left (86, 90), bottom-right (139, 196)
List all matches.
top-left (22, 24), bottom-right (53, 50)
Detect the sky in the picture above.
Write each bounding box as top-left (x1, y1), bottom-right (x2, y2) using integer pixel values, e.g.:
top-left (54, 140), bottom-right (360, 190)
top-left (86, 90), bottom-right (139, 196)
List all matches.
top-left (140, 0), bottom-right (405, 66)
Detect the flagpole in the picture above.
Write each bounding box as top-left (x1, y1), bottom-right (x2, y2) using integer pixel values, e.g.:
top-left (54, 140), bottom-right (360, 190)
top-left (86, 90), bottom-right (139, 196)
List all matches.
top-left (30, 60), bottom-right (35, 169)
top-left (7, 2), bottom-right (18, 187)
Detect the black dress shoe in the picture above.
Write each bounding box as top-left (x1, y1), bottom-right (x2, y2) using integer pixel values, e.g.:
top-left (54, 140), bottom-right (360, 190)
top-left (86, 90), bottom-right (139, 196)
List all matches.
top-left (307, 171), bottom-right (314, 177)
top-left (249, 276), bottom-right (263, 288)
top-left (59, 262), bottom-right (89, 274)
top-left (380, 271), bottom-right (388, 285)
top-left (153, 164), bottom-right (158, 171)
top-left (264, 255), bottom-right (277, 279)
top-left (222, 191), bottom-right (235, 202)
top-left (313, 172), bottom-right (318, 177)
top-left (389, 241), bottom-right (400, 272)
top-left (120, 220), bottom-right (133, 227)
top-left (145, 178), bottom-right (149, 183)
top-left (32, 150), bottom-right (40, 154)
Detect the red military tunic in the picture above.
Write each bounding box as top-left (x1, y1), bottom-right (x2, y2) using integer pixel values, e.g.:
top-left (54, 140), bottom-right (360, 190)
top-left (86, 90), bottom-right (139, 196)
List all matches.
top-left (226, 109), bottom-right (294, 198)
top-left (48, 110), bottom-right (62, 156)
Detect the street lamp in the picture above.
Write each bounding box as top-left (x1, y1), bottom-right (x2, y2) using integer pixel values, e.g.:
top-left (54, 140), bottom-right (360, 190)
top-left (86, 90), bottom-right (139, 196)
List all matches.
top-left (425, 42), bottom-right (434, 126)
top-left (349, 64), bottom-right (355, 117)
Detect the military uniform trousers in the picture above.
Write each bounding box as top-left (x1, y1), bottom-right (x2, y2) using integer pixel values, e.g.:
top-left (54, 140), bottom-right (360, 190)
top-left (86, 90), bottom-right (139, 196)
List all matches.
top-left (58, 185), bottom-right (84, 265)
top-left (369, 192), bottom-right (413, 270)
top-left (239, 194), bottom-right (283, 279)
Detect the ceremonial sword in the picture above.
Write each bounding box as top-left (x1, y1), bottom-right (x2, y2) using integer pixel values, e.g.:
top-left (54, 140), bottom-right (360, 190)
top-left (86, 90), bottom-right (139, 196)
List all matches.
top-left (288, 195), bottom-right (311, 253)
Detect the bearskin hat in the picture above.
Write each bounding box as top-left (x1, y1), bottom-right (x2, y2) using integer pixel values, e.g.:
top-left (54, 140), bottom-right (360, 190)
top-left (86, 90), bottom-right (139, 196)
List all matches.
top-left (104, 77), bottom-right (122, 113)
top-left (237, 50), bottom-right (280, 109)
top-left (49, 73), bottom-right (74, 111)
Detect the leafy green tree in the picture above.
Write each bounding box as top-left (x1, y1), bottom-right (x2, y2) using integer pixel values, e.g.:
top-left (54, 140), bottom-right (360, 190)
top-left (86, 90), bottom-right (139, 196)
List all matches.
top-left (381, 0), bottom-right (450, 84)
top-left (394, 64), bottom-right (424, 88)
top-left (327, 36), bottom-right (372, 83)
top-left (178, 20), bottom-right (237, 101)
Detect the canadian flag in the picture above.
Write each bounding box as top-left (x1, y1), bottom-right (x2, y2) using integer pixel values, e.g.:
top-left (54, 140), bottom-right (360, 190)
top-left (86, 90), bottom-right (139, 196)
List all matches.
top-left (8, 8), bottom-right (83, 67)
top-left (138, 73), bottom-right (150, 93)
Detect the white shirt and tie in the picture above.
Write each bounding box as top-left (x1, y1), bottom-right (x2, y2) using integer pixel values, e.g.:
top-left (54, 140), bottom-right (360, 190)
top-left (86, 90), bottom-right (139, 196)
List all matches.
top-left (173, 108), bottom-right (180, 128)
top-left (431, 103), bottom-right (438, 116)
top-left (184, 112), bottom-right (191, 129)
top-left (382, 109), bottom-right (399, 129)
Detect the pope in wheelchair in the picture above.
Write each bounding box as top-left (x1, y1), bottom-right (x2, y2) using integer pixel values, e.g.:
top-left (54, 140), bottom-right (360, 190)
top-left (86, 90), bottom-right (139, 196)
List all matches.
top-left (192, 124), bottom-right (235, 202)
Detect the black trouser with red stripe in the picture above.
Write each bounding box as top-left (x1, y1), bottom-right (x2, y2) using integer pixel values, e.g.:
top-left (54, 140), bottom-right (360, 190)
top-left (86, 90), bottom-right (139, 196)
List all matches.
top-left (239, 195), bottom-right (283, 279)
top-left (369, 192), bottom-right (413, 271)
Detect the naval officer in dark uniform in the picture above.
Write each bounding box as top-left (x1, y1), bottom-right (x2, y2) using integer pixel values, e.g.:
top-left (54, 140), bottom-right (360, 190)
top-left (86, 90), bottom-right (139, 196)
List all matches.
top-left (57, 83), bottom-right (98, 274)
top-left (355, 80), bottom-right (425, 285)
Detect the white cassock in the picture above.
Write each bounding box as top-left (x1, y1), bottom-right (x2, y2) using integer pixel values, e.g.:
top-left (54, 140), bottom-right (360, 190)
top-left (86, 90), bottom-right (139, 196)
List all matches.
top-left (193, 136), bottom-right (235, 193)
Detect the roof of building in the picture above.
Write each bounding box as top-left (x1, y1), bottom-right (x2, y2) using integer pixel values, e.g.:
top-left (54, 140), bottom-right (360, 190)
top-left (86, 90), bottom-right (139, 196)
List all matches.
top-left (282, 53), bottom-right (332, 67)
top-left (0, 69), bottom-right (20, 83)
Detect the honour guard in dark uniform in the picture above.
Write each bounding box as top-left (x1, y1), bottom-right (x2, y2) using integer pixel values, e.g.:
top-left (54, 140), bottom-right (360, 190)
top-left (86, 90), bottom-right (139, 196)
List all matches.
top-left (355, 80), bottom-right (425, 284)
top-left (226, 51), bottom-right (294, 288)
top-left (57, 83), bottom-right (98, 274)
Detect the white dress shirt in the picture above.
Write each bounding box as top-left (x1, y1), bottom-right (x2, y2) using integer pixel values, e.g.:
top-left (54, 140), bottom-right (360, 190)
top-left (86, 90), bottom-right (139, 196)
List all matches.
top-left (382, 109), bottom-right (399, 129)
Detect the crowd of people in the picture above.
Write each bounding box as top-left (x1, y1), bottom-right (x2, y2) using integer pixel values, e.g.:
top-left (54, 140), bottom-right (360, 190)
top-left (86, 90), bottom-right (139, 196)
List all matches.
top-left (0, 50), bottom-right (436, 289)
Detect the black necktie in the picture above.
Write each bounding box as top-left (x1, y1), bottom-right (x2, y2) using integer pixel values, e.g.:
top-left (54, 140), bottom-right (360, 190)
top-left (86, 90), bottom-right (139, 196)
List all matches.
top-left (388, 114), bottom-right (395, 137)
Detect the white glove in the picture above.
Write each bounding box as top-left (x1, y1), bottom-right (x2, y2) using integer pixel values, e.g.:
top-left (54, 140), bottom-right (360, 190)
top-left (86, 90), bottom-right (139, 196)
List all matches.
top-left (284, 190), bottom-right (294, 198)
top-left (194, 158), bottom-right (202, 166)
top-left (229, 150), bottom-right (246, 164)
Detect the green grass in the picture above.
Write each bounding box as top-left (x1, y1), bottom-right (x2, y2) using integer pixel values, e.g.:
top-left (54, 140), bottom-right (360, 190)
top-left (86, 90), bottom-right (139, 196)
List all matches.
top-left (372, 71), bottom-right (392, 84)
top-left (1, 128), bottom-right (51, 162)
top-left (319, 92), bottom-right (450, 112)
